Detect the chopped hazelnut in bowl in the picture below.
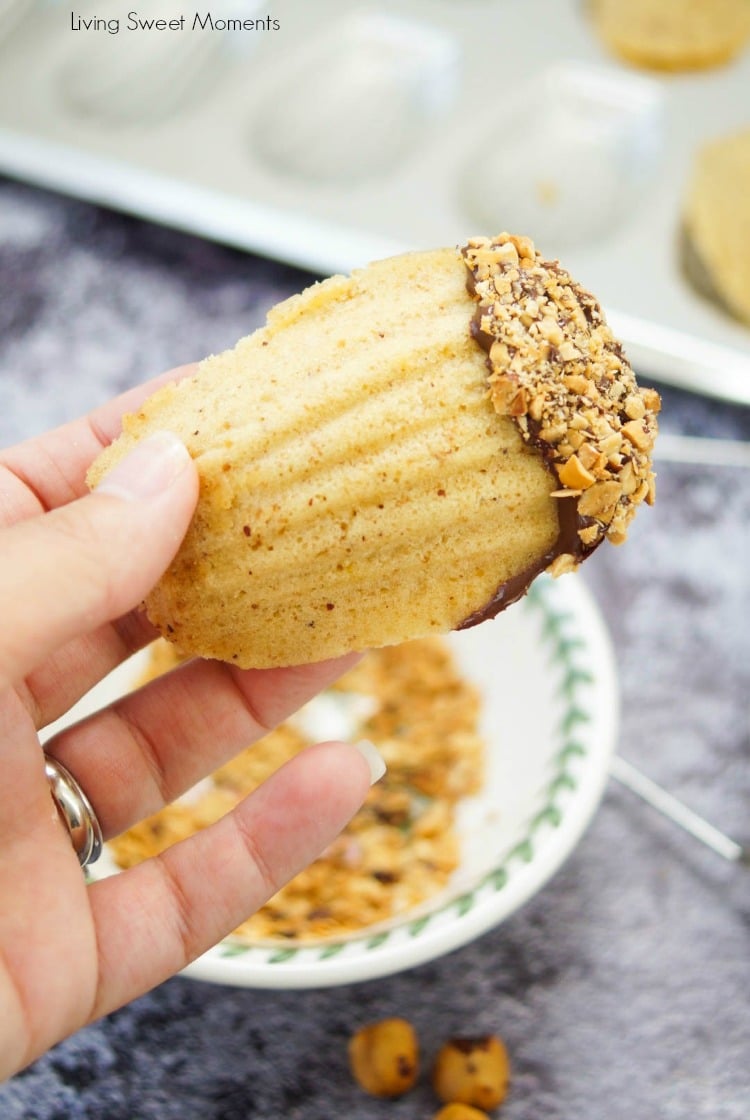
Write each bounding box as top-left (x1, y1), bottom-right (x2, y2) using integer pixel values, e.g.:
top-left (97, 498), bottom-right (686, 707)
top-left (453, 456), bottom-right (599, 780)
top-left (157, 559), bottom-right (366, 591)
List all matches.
top-left (57, 571), bottom-right (618, 989)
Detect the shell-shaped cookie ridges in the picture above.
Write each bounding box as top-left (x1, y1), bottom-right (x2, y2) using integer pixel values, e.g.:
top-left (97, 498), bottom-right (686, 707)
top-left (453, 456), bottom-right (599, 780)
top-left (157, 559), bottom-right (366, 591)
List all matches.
top-left (140, 248), bottom-right (560, 666)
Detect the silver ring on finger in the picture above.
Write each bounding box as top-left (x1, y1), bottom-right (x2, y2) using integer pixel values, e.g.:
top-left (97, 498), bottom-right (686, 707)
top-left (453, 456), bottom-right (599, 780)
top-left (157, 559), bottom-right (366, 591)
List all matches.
top-left (44, 754), bottom-right (103, 868)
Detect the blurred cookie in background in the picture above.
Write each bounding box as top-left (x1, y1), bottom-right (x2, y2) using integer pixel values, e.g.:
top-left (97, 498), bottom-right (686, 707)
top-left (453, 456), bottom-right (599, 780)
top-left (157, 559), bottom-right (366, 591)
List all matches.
top-left (590, 0), bottom-right (750, 71)
top-left (682, 128), bottom-right (750, 326)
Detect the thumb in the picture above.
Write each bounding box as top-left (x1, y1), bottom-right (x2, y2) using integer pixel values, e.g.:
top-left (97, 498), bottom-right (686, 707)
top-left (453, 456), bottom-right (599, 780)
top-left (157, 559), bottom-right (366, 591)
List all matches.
top-left (0, 431), bottom-right (199, 690)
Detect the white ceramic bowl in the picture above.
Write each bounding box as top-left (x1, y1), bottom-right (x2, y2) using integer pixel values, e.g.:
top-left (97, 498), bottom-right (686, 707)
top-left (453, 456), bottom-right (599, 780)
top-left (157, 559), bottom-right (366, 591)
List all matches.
top-left (73, 573), bottom-right (618, 989)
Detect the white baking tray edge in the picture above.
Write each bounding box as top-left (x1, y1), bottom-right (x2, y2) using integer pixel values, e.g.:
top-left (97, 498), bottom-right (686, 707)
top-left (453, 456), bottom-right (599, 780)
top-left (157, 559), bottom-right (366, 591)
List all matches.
top-left (2, 125), bottom-right (749, 407)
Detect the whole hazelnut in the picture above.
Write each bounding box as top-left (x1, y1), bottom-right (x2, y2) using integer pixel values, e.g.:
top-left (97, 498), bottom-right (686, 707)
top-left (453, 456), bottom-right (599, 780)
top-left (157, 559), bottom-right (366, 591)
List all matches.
top-left (433, 1104), bottom-right (491, 1120)
top-left (432, 1035), bottom-right (510, 1110)
top-left (348, 1017), bottom-right (419, 1098)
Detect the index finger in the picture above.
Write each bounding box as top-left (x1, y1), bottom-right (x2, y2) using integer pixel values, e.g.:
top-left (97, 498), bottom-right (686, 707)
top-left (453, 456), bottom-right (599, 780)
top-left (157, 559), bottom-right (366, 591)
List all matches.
top-left (45, 650), bottom-right (365, 839)
top-left (0, 363), bottom-right (199, 524)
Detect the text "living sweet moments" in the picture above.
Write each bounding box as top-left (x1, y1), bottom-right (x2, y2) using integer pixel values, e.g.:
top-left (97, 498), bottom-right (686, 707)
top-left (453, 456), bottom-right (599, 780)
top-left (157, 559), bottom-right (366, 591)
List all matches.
top-left (70, 11), bottom-right (280, 34)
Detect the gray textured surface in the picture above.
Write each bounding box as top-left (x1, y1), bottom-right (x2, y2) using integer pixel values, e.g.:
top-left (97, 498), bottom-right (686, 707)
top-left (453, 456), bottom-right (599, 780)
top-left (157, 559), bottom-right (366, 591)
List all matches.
top-left (0, 179), bottom-right (748, 1119)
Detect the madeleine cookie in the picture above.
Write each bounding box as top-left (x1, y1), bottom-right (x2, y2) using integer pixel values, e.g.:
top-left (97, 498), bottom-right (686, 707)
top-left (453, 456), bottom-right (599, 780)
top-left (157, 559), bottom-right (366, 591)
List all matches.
top-left (591, 0), bottom-right (750, 72)
top-left (683, 128), bottom-right (750, 325)
top-left (88, 234), bottom-right (659, 668)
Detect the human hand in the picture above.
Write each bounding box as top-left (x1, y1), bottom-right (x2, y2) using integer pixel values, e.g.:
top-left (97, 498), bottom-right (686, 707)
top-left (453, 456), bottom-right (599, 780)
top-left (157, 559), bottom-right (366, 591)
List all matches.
top-left (0, 367), bottom-right (379, 1080)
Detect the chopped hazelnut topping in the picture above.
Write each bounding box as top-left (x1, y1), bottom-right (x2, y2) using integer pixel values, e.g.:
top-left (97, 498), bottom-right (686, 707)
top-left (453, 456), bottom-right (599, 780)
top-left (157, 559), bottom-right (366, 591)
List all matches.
top-left (621, 419), bottom-right (651, 450)
top-left (624, 394), bottom-right (646, 420)
top-left (578, 525), bottom-right (600, 546)
top-left (564, 373), bottom-right (591, 395)
top-left (578, 480), bottom-right (622, 522)
top-left (577, 442), bottom-right (602, 472)
top-left (557, 454), bottom-right (596, 491)
top-left (547, 553), bottom-right (579, 577)
top-left (461, 234), bottom-right (659, 565)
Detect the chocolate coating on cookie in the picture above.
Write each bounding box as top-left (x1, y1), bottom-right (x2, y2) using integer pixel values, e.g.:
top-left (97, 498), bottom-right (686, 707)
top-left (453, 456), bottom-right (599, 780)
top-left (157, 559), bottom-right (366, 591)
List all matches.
top-left (458, 233), bottom-right (660, 627)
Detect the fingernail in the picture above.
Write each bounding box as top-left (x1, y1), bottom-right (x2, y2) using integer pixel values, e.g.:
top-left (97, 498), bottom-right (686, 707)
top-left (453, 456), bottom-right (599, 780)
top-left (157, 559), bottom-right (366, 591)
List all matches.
top-left (97, 431), bottom-right (192, 502)
top-left (354, 739), bottom-right (387, 786)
